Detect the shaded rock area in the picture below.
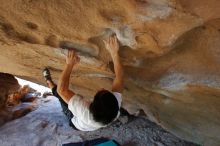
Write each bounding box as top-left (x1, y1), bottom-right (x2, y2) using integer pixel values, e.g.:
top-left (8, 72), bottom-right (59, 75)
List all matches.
top-left (0, 0), bottom-right (220, 145)
top-left (0, 73), bottom-right (20, 107)
top-left (0, 96), bottom-right (199, 146)
top-left (0, 73), bottom-right (39, 126)
top-left (0, 73), bottom-right (20, 126)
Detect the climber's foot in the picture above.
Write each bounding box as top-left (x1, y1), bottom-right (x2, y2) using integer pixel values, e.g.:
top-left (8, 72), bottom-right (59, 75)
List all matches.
top-left (42, 68), bottom-right (56, 89)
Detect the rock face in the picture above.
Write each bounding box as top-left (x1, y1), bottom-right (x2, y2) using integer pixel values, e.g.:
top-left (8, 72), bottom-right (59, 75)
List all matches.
top-left (0, 0), bottom-right (219, 145)
top-left (0, 73), bottom-right (20, 108)
top-left (0, 73), bottom-right (20, 125)
top-left (0, 73), bottom-right (37, 126)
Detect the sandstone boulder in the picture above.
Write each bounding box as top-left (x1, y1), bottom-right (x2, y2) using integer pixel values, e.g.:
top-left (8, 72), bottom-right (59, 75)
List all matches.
top-left (0, 0), bottom-right (220, 145)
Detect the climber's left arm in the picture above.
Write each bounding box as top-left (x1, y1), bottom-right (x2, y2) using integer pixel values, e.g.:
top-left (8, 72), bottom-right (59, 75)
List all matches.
top-left (57, 50), bottom-right (80, 103)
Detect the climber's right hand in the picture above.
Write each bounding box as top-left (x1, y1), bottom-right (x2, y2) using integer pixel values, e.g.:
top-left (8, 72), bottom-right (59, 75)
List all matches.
top-left (66, 50), bottom-right (80, 66)
top-left (103, 35), bottom-right (119, 57)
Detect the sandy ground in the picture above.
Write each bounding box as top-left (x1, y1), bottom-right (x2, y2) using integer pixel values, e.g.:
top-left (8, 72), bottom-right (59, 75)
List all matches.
top-left (0, 96), bottom-right (199, 146)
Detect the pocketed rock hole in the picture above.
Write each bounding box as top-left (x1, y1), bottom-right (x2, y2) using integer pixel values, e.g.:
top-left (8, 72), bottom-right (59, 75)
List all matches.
top-left (25, 22), bottom-right (38, 30)
top-left (59, 41), bottom-right (99, 57)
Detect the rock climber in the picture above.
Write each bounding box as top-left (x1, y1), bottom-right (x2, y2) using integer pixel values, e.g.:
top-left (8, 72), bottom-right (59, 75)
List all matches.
top-left (43, 35), bottom-right (124, 131)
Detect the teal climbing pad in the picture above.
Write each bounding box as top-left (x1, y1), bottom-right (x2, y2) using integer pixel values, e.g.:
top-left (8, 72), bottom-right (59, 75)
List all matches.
top-left (94, 140), bottom-right (118, 146)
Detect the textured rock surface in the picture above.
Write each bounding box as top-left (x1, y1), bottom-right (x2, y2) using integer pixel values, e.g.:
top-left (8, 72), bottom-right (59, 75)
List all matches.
top-left (0, 74), bottom-right (37, 126)
top-left (0, 73), bottom-right (20, 108)
top-left (0, 0), bottom-right (220, 145)
top-left (0, 73), bottom-right (20, 126)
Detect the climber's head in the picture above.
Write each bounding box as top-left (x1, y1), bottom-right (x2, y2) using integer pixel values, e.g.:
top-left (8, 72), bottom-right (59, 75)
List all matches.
top-left (89, 89), bottom-right (119, 125)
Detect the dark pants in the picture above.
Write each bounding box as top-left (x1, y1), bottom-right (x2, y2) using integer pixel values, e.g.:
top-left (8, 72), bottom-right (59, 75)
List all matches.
top-left (52, 86), bottom-right (77, 129)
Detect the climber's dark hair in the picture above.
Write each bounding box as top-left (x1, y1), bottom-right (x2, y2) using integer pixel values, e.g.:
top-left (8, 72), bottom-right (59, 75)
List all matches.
top-left (89, 89), bottom-right (119, 125)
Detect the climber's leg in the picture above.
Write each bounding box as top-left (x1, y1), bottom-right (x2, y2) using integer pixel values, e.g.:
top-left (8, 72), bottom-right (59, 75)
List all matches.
top-left (51, 86), bottom-right (77, 129)
top-left (51, 86), bottom-right (73, 119)
top-left (43, 68), bottom-right (77, 129)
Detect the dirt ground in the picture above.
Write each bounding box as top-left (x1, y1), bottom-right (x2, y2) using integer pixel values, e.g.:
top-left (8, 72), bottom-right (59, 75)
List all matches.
top-left (0, 96), bottom-right (199, 146)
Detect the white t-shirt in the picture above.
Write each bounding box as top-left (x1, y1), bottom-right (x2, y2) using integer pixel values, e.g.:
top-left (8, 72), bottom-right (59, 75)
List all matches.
top-left (68, 92), bottom-right (122, 131)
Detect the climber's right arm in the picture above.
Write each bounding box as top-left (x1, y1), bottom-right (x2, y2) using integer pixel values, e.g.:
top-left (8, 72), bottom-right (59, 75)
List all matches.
top-left (104, 35), bottom-right (124, 93)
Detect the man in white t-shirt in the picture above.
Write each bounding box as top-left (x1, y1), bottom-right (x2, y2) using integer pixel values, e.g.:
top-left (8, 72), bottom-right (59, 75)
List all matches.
top-left (43, 35), bottom-right (124, 131)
